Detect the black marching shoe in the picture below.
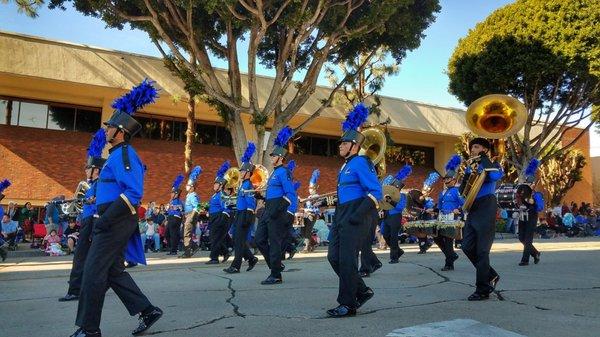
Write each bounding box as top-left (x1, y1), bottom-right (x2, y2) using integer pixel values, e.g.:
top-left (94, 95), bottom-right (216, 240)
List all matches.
top-left (533, 252), bottom-right (541, 264)
top-left (468, 292), bottom-right (490, 301)
top-left (326, 305), bottom-right (356, 318)
top-left (260, 275), bottom-right (283, 285)
top-left (490, 274), bottom-right (500, 290)
top-left (70, 328), bottom-right (101, 337)
top-left (246, 257), bottom-right (259, 271)
top-left (356, 288), bottom-right (374, 308)
top-left (223, 266), bottom-right (240, 274)
top-left (205, 259), bottom-right (219, 265)
top-left (359, 271), bottom-right (370, 278)
top-left (518, 261), bottom-right (529, 266)
top-left (132, 307), bottom-right (163, 336)
top-left (441, 265), bottom-right (454, 271)
top-left (389, 259), bottom-right (399, 264)
top-left (222, 252), bottom-right (231, 263)
top-left (288, 249), bottom-right (296, 260)
top-left (372, 262), bottom-right (383, 273)
top-left (58, 293), bottom-right (79, 302)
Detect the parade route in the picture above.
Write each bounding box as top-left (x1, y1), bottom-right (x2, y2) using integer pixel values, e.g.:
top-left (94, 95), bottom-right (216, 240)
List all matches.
top-left (1, 238), bottom-right (599, 337)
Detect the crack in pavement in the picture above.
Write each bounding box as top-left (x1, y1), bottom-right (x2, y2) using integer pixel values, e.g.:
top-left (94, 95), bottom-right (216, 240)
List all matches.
top-left (188, 268), bottom-right (245, 318)
top-left (495, 290), bottom-right (600, 319)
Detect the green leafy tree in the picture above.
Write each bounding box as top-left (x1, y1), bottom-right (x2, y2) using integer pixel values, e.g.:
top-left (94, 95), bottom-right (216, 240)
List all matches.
top-left (2, 0), bottom-right (44, 17)
top-left (448, 0), bottom-right (600, 182)
top-left (539, 149), bottom-right (586, 206)
top-left (48, 0), bottom-right (439, 167)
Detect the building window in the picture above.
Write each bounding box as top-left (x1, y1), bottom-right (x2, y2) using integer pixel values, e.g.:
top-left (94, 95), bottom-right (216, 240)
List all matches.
top-left (0, 98), bottom-right (101, 132)
top-left (135, 114), bottom-right (232, 146)
top-left (290, 133), bottom-right (337, 157)
top-left (386, 143), bottom-right (435, 167)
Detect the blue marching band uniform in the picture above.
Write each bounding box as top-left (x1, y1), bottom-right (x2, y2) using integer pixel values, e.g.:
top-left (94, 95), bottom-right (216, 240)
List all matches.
top-left (517, 159), bottom-right (543, 266)
top-left (460, 137), bottom-right (503, 301)
top-left (382, 165), bottom-right (412, 264)
top-left (224, 143), bottom-right (259, 274)
top-left (206, 161), bottom-right (233, 264)
top-left (166, 174), bottom-right (184, 255)
top-left (71, 80), bottom-right (162, 337)
top-left (255, 127), bottom-right (296, 284)
top-left (326, 103), bottom-right (382, 317)
top-left (431, 155), bottom-right (463, 271)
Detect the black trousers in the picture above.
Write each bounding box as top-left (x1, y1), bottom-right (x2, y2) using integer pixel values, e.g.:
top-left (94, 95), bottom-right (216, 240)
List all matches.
top-left (255, 198), bottom-right (289, 278)
top-left (383, 213), bottom-right (404, 261)
top-left (301, 217), bottom-right (318, 251)
top-left (230, 210), bottom-right (255, 270)
top-left (209, 212), bottom-right (231, 260)
top-left (282, 214), bottom-right (297, 255)
top-left (327, 198), bottom-right (370, 308)
top-left (167, 215), bottom-right (182, 253)
top-left (433, 235), bottom-right (456, 266)
top-left (518, 208), bottom-right (539, 263)
top-left (76, 210), bottom-right (151, 331)
top-left (462, 195), bottom-right (499, 295)
top-left (360, 208), bottom-right (381, 273)
top-left (67, 216), bottom-right (93, 296)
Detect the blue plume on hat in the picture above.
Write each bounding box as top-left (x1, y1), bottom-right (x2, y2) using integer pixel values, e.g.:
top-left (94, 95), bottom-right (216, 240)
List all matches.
top-left (111, 79), bottom-right (159, 115)
top-left (188, 166), bottom-right (202, 184)
top-left (445, 155), bottom-right (462, 172)
top-left (525, 158), bottom-right (540, 177)
top-left (241, 142), bottom-right (256, 164)
top-left (87, 129), bottom-right (106, 158)
top-left (172, 174), bottom-right (184, 190)
top-left (424, 172), bottom-right (440, 188)
top-left (0, 179), bottom-right (11, 193)
top-left (293, 181), bottom-right (301, 191)
top-left (216, 161), bottom-right (231, 179)
top-left (309, 169), bottom-right (320, 186)
top-left (274, 126), bottom-right (293, 147)
top-left (342, 103), bottom-right (369, 132)
top-left (287, 160), bottom-right (296, 173)
top-left (394, 164), bottom-right (412, 181)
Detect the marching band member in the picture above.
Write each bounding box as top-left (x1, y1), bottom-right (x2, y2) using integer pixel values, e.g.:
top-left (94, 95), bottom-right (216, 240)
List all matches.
top-left (73, 80), bottom-right (162, 337)
top-left (382, 165), bottom-right (412, 264)
top-left (224, 143), bottom-right (259, 274)
top-left (301, 169), bottom-right (321, 253)
top-left (461, 138), bottom-right (503, 301)
top-left (518, 159), bottom-right (543, 266)
top-left (166, 174), bottom-right (184, 256)
top-left (59, 129), bottom-right (106, 302)
top-left (327, 103), bottom-right (382, 317)
top-left (180, 166), bottom-right (202, 258)
top-left (433, 155), bottom-right (463, 271)
top-left (255, 126), bottom-right (295, 285)
top-left (207, 161), bottom-right (233, 264)
top-left (282, 160), bottom-right (299, 260)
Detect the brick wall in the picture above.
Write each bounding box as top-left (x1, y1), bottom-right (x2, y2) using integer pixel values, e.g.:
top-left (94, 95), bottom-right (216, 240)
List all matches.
top-left (1, 125), bottom-right (438, 206)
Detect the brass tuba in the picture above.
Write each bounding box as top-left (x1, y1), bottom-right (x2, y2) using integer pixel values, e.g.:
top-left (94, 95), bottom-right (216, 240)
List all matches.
top-left (223, 167), bottom-right (241, 190)
top-left (359, 126), bottom-right (387, 179)
top-left (61, 180), bottom-right (90, 216)
top-left (461, 94), bottom-right (527, 211)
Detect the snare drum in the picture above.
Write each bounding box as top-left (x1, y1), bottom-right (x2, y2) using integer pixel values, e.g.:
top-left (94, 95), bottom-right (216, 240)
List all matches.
top-left (496, 184), bottom-right (532, 210)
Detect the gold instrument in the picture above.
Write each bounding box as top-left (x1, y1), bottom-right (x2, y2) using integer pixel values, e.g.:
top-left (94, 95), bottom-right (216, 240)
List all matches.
top-left (61, 180), bottom-right (90, 216)
top-left (461, 94), bottom-right (527, 211)
top-left (223, 167), bottom-right (241, 190)
top-left (359, 126), bottom-right (387, 179)
top-left (250, 164), bottom-right (269, 190)
top-left (380, 185), bottom-right (401, 211)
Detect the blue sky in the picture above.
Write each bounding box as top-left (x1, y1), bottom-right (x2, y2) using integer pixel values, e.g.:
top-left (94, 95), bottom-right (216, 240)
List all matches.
top-left (1, 0), bottom-right (598, 154)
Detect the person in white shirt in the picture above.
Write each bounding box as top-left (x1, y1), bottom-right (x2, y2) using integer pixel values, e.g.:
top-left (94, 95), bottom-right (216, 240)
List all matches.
top-left (141, 218), bottom-right (161, 253)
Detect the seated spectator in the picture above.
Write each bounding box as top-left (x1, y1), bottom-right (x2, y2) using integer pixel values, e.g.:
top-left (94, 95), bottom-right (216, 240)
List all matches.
top-left (562, 212), bottom-right (575, 228)
top-left (157, 222), bottom-right (167, 249)
top-left (42, 229), bottom-right (62, 250)
top-left (141, 218), bottom-right (160, 253)
top-left (62, 218), bottom-right (79, 253)
top-left (1, 214), bottom-right (18, 246)
top-left (313, 216), bottom-right (330, 245)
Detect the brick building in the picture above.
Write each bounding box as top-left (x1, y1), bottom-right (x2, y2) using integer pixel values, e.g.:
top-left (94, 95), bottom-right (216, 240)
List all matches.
top-left (0, 31), bottom-right (592, 208)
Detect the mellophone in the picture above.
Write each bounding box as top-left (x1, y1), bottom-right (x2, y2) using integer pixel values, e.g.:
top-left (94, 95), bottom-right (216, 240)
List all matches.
top-left (403, 219), bottom-right (465, 240)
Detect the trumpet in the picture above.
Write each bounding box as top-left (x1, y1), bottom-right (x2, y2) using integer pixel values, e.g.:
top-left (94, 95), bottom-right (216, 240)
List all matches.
top-left (300, 191), bottom-right (337, 206)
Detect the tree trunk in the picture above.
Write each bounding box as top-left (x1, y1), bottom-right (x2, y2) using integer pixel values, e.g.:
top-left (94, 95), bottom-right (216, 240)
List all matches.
top-left (228, 113), bottom-right (248, 166)
top-left (184, 95), bottom-right (195, 173)
top-left (5, 100), bottom-right (12, 125)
